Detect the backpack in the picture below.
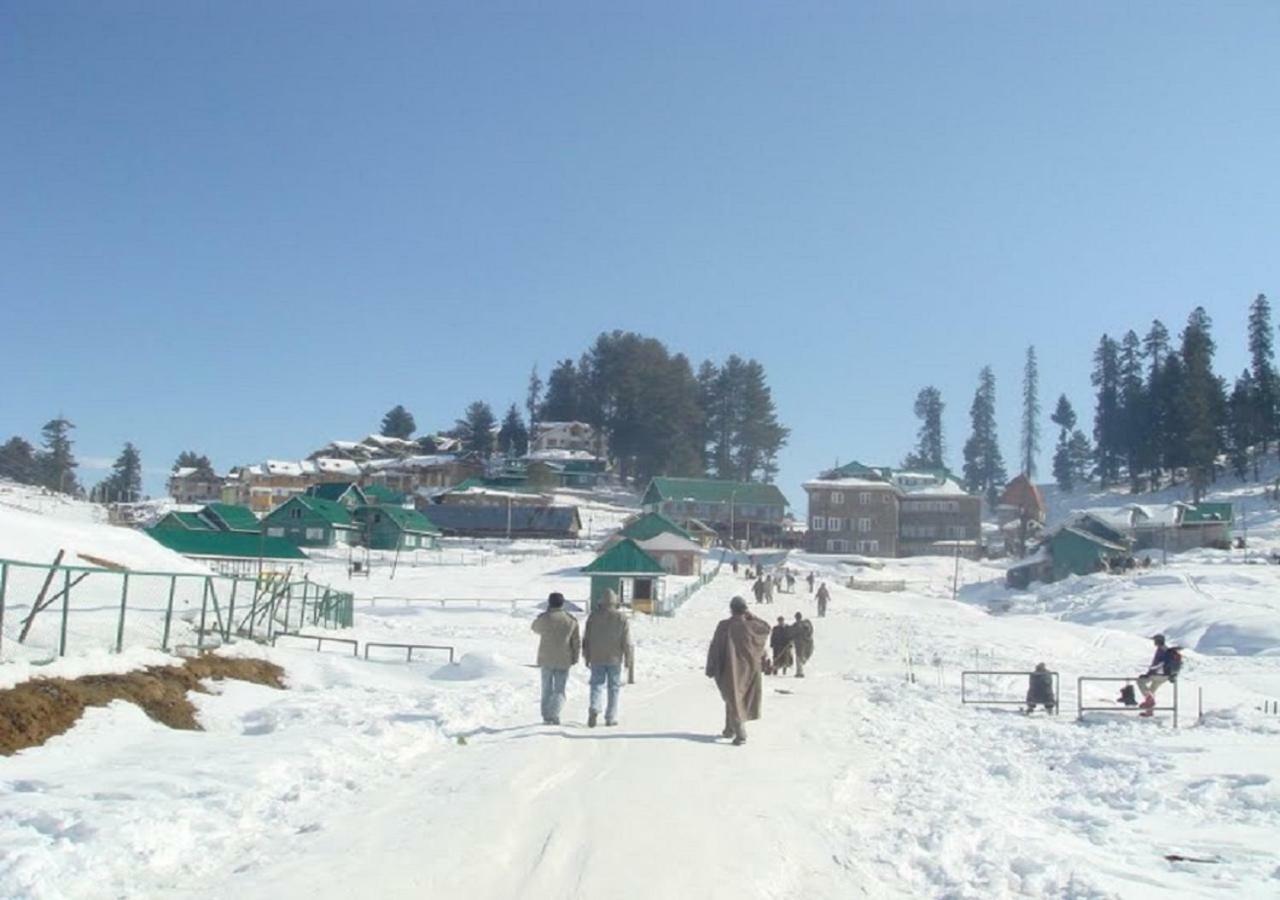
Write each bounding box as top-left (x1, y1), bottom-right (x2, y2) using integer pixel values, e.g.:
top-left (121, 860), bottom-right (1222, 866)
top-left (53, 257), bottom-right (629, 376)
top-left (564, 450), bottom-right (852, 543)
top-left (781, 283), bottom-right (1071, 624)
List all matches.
top-left (1164, 647), bottom-right (1183, 678)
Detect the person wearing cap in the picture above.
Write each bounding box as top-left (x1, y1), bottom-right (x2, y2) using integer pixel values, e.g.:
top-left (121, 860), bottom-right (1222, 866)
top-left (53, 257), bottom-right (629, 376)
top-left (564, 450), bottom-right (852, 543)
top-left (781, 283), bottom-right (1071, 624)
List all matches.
top-left (1025, 662), bottom-right (1055, 713)
top-left (532, 592), bottom-right (581, 725)
top-left (769, 616), bottom-right (794, 675)
top-left (1136, 633), bottom-right (1180, 715)
top-left (791, 612), bottom-right (814, 678)
top-left (582, 588), bottom-right (633, 727)
top-left (705, 596), bottom-right (771, 745)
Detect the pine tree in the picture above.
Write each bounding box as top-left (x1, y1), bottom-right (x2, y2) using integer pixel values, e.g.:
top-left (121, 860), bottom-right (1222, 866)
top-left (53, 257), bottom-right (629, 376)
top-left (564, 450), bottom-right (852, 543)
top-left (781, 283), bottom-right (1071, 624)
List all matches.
top-left (1067, 429), bottom-right (1094, 488)
top-left (1247, 293), bottom-right (1276, 458)
top-left (1050, 395), bottom-right (1077, 492)
top-left (173, 451), bottom-right (215, 476)
top-left (733, 360), bottom-right (788, 482)
top-left (1118, 330), bottom-right (1147, 491)
top-left (0, 437), bottom-right (39, 485)
top-left (1227, 370), bottom-right (1257, 479)
top-left (380, 405), bottom-right (416, 440)
top-left (1020, 347), bottom-right (1040, 477)
top-left (961, 366), bottom-right (1007, 507)
top-left (526, 366), bottom-right (543, 441)
top-left (1152, 353), bottom-right (1189, 479)
top-left (704, 356), bottom-right (746, 479)
top-left (38, 417), bottom-right (79, 495)
top-left (540, 360), bottom-right (580, 422)
top-left (1181, 307), bottom-right (1222, 501)
top-left (904, 387), bottom-right (945, 469)
top-left (1143, 319), bottom-right (1170, 379)
top-left (496, 404), bottom-right (529, 457)
top-left (455, 401), bottom-right (497, 457)
top-left (98, 442), bottom-right (142, 502)
top-left (1091, 335), bottom-right (1122, 488)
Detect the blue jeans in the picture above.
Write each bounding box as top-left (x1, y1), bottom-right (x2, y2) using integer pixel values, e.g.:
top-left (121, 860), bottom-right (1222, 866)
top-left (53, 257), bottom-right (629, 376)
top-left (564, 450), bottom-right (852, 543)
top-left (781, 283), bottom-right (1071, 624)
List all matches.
top-left (589, 664), bottom-right (622, 724)
top-left (540, 667), bottom-right (569, 723)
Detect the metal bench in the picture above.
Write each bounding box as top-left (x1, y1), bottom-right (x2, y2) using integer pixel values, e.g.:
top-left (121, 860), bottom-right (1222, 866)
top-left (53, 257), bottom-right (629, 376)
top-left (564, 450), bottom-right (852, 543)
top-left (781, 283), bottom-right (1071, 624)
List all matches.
top-left (961, 670), bottom-right (1060, 715)
top-left (1077, 676), bottom-right (1179, 727)
top-left (271, 632), bottom-right (359, 657)
top-left (363, 641), bottom-right (456, 664)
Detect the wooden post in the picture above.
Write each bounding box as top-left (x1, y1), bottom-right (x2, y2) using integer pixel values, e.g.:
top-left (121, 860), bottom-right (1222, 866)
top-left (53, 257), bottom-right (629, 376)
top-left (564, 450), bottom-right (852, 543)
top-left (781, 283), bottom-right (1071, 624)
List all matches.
top-left (197, 578), bottom-right (210, 649)
top-left (20, 549), bottom-right (66, 642)
top-left (58, 570), bottom-right (71, 657)
top-left (161, 575), bottom-right (177, 651)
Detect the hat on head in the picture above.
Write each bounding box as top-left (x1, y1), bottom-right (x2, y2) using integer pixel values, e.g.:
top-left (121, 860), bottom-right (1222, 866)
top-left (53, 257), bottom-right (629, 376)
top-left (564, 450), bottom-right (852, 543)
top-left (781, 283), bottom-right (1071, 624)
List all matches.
top-left (729, 596), bottom-right (748, 613)
top-left (1151, 633), bottom-right (1166, 644)
top-left (548, 592), bottom-right (565, 608)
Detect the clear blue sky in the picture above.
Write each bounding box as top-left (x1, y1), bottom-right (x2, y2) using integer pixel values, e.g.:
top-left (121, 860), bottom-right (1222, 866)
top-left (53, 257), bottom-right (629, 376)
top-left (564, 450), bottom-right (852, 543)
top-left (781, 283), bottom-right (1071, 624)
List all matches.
top-left (3, 3), bottom-right (1278, 506)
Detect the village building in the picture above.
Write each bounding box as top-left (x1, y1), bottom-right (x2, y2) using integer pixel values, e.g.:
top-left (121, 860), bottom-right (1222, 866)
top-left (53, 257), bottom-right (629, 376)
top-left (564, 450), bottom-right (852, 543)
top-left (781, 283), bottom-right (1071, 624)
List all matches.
top-left (996, 474), bottom-right (1048, 555)
top-left (352, 505), bottom-right (441, 551)
top-left (602, 512), bottom-right (704, 576)
top-left (262, 496), bottom-right (360, 548)
top-left (418, 504), bottom-right (581, 540)
top-left (640, 477), bottom-right (789, 548)
top-left (803, 461), bottom-right (981, 557)
top-left (436, 481), bottom-right (550, 507)
top-left (581, 538), bottom-right (666, 612)
top-left (147, 528), bottom-right (308, 576)
top-left (167, 468), bottom-right (225, 504)
top-left (152, 502), bottom-right (260, 534)
top-left (530, 421), bottom-right (605, 456)
top-left (364, 454), bottom-right (482, 496)
top-left (305, 481), bottom-right (369, 508)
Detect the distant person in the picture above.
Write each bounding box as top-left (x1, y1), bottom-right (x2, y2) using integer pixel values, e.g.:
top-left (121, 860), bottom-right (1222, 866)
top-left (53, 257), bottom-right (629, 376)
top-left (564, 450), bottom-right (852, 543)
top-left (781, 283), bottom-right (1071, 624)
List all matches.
top-left (816, 582), bottom-right (830, 618)
top-left (1025, 663), bottom-right (1055, 714)
top-left (791, 612), bottom-right (814, 678)
top-left (1137, 633), bottom-right (1183, 716)
top-left (582, 589), bottom-right (633, 727)
top-left (752, 576), bottom-right (766, 604)
top-left (764, 576), bottom-right (775, 604)
top-left (731, 559), bottom-right (739, 575)
top-left (531, 592), bottom-right (581, 725)
top-left (769, 616), bottom-right (794, 675)
top-left (806, 572), bottom-right (816, 594)
top-left (785, 571), bottom-right (796, 594)
top-left (705, 596), bottom-right (771, 745)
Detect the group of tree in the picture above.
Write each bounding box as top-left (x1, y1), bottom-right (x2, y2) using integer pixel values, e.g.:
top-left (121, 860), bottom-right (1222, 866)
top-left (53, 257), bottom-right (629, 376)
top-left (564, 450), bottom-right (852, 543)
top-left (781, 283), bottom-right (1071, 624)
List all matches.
top-left (92, 443), bottom-right (143, 503)
top-left (1085, 296), bottom-right (1271, 500)
top-left (0, 417), bottom-right (83, 496)
top-left (428, 332), bottom-right (788, 486)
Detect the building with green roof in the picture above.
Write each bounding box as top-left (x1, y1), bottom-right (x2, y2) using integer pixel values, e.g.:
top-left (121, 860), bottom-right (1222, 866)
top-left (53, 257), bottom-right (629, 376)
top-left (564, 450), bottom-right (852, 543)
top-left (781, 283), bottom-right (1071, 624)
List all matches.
top-left (262, 496), bottom-right (359, 547)
top-left (641, 477), bottom-right (789, 548)
top-left (148, 528), bottom-right (307, 564)
top-left (582, 538), bottom-right (666, 610)
top-left (353, 505), bottom-right (441, 550)
top-left (305, 481), bottom-right (368, 508)
top-left (619, 511), bottom-right (694, 543)
top-left (360, 483), bottom-right (408, 506)
top-left (152, 503), bottom-right (260, 535)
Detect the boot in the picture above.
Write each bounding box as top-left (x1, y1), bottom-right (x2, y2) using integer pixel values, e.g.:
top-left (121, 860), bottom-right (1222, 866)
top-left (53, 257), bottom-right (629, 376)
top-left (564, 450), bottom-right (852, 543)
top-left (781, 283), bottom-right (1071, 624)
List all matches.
top-left (588, 709), bottom-right (598, 728)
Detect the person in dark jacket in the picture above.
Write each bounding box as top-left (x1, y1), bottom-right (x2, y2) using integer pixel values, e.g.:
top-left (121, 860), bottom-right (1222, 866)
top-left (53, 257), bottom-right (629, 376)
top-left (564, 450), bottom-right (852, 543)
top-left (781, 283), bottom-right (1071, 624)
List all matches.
top-left (806, 572), bottom-right (816, 594)
top-left (752, 576), bottom-right (766, 604)
top-left (791, 612), bottom-right (814, 677)
top-left (1137, 633), bottom-right (1180, 716)
top-left (769, 616), bottom-right (793, 675)
top-left (815, 582), bottom-right (830, 617)
top-left (1025, 662), bottom-right (1055, 713)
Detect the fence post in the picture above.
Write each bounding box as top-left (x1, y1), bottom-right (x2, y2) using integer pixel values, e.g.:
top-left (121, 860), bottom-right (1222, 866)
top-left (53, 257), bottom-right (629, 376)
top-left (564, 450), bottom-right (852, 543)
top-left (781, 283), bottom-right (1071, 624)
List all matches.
top-left (161, 575), bottom-right (177, 651)
top-left (227, 579), bottom-right (239, 640)
top-left (0, 561), bottom-right (7, 659)
top-left (284, 584), bottom-right (293, 634)
top-left (197, 578), bottom-right (210, 650)
top-left (247, 579), bottom-right (259, 641)
top-left (299, 582), bottom-right (308, 629)
top-left (115, 572), bottom-right (130, 653)
top-left (59, 570), bottom-right (71, 657)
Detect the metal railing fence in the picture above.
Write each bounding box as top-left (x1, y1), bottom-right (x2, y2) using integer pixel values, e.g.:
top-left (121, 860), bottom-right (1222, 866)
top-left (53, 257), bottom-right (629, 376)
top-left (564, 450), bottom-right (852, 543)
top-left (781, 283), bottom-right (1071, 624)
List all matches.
top-left (0, 557), bottom-right (354, 662)
top-left (656, 555), bottom-right (725, 616)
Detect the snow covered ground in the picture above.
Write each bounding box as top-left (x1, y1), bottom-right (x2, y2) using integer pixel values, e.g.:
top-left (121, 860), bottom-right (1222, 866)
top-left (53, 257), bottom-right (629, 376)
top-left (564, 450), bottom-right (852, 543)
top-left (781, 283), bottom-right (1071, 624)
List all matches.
top-left (4, 478), bottom-right (1280, 897)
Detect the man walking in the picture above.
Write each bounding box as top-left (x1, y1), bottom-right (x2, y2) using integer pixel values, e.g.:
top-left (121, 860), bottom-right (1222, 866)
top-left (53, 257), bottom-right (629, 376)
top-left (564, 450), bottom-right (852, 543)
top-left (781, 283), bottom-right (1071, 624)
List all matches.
top-left (816, 582), bottom-right (830, 617)
top-left (531, 592), bottom-right (580, 725)
top-left (769, 615), bottom-right (794, 675)
top-left (705, 596), bottom-right (771, 745)
top-left (752, 576), bottom-right (766, 604)
top-left (806, 571), bottom-right (816, 594)
top-left (583, 588), bottom-right (632, 727)
top-left (791, 612), bottom-right (814, 678)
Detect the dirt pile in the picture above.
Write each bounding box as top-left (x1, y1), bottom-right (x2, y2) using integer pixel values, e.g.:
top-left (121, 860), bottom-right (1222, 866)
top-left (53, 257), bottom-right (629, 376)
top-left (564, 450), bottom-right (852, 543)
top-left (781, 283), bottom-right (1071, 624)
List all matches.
top-left (0, 655), bottom-right (285, 755)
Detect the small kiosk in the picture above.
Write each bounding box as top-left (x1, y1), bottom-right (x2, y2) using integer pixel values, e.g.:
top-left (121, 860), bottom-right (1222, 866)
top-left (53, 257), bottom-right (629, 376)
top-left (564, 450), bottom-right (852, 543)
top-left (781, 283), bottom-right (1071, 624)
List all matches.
top-left (582, 539), bottom-right (667, 614)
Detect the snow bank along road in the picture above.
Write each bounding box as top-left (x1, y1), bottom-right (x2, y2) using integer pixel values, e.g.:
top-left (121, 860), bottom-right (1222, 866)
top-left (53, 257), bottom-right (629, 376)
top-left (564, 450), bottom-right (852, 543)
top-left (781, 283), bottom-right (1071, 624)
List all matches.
top-left (4, 556), bottom-right (1280, 899)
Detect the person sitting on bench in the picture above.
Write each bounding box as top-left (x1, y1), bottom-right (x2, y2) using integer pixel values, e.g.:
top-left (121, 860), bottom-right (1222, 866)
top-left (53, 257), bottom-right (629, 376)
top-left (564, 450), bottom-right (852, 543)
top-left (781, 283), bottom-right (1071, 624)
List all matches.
top-left (1025, 662), bottom-right (1055, 713)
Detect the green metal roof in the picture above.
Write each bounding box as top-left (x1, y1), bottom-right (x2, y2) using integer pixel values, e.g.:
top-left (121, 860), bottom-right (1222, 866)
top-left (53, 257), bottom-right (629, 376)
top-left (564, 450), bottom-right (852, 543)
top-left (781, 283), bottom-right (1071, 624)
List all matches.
top-left (265, 495), bottom-right (355, 527)
top-left (1183, 502), bottom-right (1233, 524)
top-left (620, 511), bottom-right (693, 542)
top-left (361, 483), bottom-right (406, 504)
top-left (148, 528), bottom-right (307, 560)
top-left (827, 460), bottom-right (888, 480)
top-left (170, 511), bottom-right (215, 531)
top-left (356, 504), bottom-right (440, 534)
top-left (201, 502), bottom-right (260, 532)
top-left (582, 539), bottom-right (666, 575)
top-left (306, 482), bottom-right (364, 503)
top-left (642, 477), bottom-right (788, 507)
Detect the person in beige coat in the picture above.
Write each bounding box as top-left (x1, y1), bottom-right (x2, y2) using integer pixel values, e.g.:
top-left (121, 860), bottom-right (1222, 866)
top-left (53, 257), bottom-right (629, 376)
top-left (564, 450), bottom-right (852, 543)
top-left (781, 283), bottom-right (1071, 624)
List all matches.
top-left (532, 592), bottom-right (581, 724)
top-left (705, 596), bottom-right (771, 745)
top-left (582, 589), bottom-right (633, 727)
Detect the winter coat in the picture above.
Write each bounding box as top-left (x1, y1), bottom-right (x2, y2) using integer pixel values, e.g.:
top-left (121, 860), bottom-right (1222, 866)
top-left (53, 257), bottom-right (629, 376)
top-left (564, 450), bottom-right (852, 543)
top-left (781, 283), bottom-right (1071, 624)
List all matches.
top-left (815, 585), bottom-right (830, 605)
top-left (752, 578), bottom-right (766, 600)
top-left (769, 623), bottom-right (791, 654)
top-left (1027, 670), bottom-right (1055, 706)
top-left (532, 609), bottom-right (581, 669)
top-left (583, 593), bottom-right (633, 668)
top-left (791, 619), bottom-right (814, 663)
top-left (706, 613), bottom-right (771, 722)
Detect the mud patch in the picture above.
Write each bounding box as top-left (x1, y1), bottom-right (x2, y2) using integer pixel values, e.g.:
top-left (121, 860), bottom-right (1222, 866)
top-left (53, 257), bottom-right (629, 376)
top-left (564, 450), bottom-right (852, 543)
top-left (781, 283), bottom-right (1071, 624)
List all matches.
top-left (0, 655), bottom-right (285, 755)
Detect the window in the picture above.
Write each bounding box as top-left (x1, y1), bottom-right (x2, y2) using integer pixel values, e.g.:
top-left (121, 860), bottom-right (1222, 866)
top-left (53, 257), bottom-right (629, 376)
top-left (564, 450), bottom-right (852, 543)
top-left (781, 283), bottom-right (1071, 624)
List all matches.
top-left (826, 539), bottom-right (850, 553)
top-left (882, 494), bottom-right (892, 503)
top-left (305, 527), bottom-right (324, 540)
top-left (289, 507), bottom-right (302, 519)
top-left (856, 540), bottom-right (880, 554)
top-left (946, 525), bottom-right (967, 539)
top-left (859, 492), bottom-right (872, 505)
top-left (267, 527), bottom-right (284, 537)
top-left (811, 516), bottom-right (825, 531)
top-left (827, 517), bottom-right (843, 531)
top-left (831, 491), bottom-right (844, 505)
top-left (857, 517), bottom-right (872, 533)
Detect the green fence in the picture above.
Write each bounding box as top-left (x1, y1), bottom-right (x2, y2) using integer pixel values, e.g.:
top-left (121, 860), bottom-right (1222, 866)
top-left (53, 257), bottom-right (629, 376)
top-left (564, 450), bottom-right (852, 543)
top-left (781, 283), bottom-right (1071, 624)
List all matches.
top-left (0, 557), bottom-right (354, 662)
top-left (656, 554), bottom-right (725, 616)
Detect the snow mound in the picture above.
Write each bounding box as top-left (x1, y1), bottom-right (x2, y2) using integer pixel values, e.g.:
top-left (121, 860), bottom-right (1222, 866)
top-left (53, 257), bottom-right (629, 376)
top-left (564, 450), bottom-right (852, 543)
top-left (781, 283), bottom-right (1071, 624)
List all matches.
top-left (1196, 620), bottom-right (1280, 656)
top-left (430, 651), bottom-right (513, 681)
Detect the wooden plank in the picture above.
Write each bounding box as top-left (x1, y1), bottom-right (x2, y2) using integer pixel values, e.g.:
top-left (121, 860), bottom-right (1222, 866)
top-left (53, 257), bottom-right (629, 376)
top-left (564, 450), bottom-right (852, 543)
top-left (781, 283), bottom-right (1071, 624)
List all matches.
top-left (18, 550), bottom-right (65, 643)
